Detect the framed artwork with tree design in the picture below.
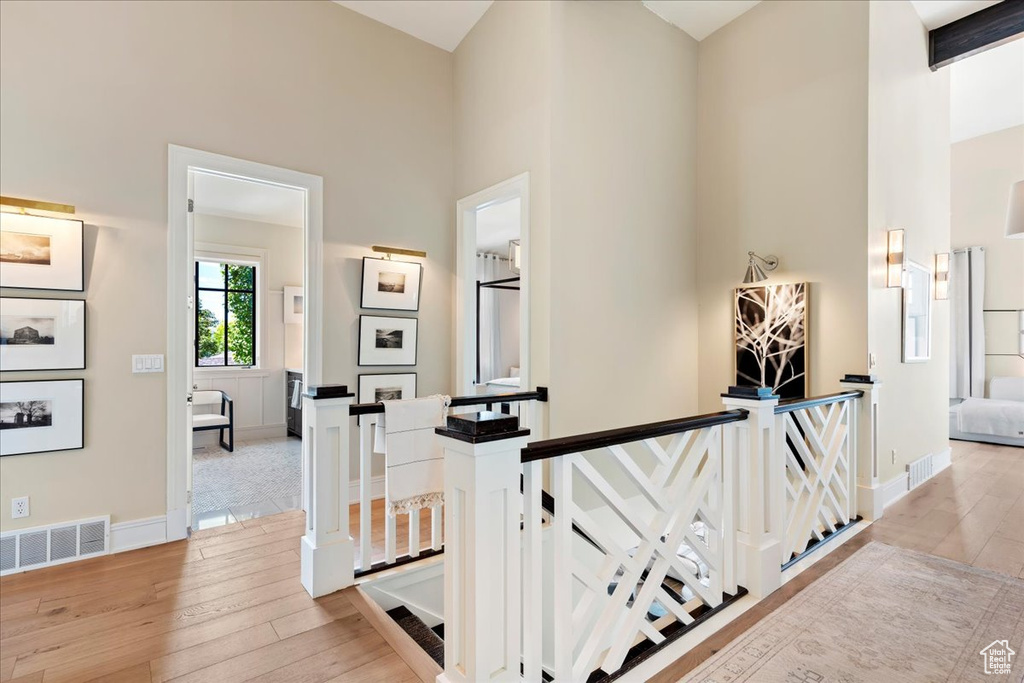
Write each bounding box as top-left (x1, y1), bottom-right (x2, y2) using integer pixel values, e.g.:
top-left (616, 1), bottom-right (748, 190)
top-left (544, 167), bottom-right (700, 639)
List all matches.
top-left (735, 283), bottom-right (808, 400)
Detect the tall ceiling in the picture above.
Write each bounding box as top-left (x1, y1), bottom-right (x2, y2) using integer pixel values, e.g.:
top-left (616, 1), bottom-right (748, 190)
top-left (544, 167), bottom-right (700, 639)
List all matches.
top-left (642, 1), bottom-right (761, 41)
top-left (332, 0), bottom-right (492, 51)
top-left (909, 0), bottom-right (1001, 29)
top-left (950, 38), bottom-right (1024, 142)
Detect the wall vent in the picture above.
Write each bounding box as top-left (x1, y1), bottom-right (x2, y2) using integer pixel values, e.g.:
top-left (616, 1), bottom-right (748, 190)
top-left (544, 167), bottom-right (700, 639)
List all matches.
top-left (907, 453), bottom-right (934, 490)
top-left (0, 516), bottom-right (109, 577)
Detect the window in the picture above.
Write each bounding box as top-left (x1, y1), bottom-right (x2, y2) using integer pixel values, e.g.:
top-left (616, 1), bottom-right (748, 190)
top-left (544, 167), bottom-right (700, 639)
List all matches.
top-left (195, 260), bottom-right (257, 367)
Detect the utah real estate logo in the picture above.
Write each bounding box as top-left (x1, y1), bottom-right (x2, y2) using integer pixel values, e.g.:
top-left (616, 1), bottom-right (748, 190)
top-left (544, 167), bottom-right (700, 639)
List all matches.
top-left (980, 640), bottom-right (1015, 675)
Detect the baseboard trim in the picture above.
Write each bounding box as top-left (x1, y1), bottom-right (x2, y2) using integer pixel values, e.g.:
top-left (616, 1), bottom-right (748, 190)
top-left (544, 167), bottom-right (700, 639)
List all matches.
top-left (933, 446), bottom-right (952, 473)
top-left (111, 515), bottom-right (168, 553)
top-left (350, 475), bottom-right (385, 502)
top-left (881, 473), bottom-right (910, 509)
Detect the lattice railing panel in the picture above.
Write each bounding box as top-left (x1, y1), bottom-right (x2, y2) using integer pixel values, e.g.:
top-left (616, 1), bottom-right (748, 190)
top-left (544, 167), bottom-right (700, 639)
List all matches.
top-left (781, 399), bottom-right (855, 563)
top-left (523, 425), bottom-right (733, 681)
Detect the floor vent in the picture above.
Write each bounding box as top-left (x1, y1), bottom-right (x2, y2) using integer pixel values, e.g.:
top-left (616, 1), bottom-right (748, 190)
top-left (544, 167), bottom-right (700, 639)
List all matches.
top-left (907, 453), bottom-right (934, 490)
top-left (0, 516), bottom-right (109, 576)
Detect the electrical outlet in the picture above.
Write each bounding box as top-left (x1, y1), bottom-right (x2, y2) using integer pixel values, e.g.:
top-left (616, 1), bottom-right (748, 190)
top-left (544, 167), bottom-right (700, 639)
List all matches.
top-left (11, 496), bottom-right (29, 519)
top-left (891, 449), bottom-right (897, 465)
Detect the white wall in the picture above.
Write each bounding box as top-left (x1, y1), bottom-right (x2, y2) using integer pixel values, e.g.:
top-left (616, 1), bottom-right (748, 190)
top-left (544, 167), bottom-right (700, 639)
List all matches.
top-left (548, 0), bottom-right (699, 434)
top-left (951, 125), bottom-right (1024, 393)
top-left (0, 0), bottom-right (453, 531)
top-left (866, 0), bottom-right (951, 483)
top-left (192, 213), bottom-right (302, 441)
top-left (696, 0), bottom-right (871, 411)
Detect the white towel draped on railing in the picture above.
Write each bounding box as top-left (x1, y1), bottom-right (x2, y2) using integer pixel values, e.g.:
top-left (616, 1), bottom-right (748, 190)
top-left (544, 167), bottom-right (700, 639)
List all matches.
top-left (379, 395), bottom-right (451, 516)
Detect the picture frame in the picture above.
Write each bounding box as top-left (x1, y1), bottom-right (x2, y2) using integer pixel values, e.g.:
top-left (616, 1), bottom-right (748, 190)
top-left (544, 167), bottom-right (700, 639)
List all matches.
top-left (358, 372), bottom-right (417, 403)
top-left (902, 261), bottom-right (932, 363)
top-left (358, 315), bottom-right (417, 366)
top-left (734, 283), bottom-right (809, 400)
top-left (284, 286), bottom-right (303, 324)
top-left (0, 297), bottom-right (86, 371)
top-left (360, 257), bottom-right (422, 311)
top-left (0, 212), bottom-right (84, 291)
top-left (0, 379), bottom-right (84, 456)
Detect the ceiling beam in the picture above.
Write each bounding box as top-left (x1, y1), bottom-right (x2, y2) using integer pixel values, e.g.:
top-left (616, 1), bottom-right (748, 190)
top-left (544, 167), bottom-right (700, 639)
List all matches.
top-left (929, 0), bottom-right (1024, 71)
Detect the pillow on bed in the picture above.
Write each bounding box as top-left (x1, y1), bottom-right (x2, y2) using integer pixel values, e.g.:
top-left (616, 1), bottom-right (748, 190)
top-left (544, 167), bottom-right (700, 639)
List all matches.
top-left (990, 377), bottom-right (1024, 402)
top-left (510, 366), bottom-right (520, 378)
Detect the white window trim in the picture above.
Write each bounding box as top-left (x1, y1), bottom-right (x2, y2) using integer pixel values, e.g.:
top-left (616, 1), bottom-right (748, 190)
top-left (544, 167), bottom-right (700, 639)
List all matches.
top-left (194, 241), bottom-right (268, 373)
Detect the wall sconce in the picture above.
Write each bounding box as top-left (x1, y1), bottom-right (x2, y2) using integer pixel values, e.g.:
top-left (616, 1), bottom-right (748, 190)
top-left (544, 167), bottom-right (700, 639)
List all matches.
top-left (372, 245), bottom-right (427, 259)
top-left (508, 239), bottom-right (521, 274)
top-left (886, 229), bottom-right (905, 288)
top-left (1006, 180), bottom-right (1023, 239)
top-left (934, 252), bottom-right (949, 300)
top-left (742, 251), bottom-right (779, 284)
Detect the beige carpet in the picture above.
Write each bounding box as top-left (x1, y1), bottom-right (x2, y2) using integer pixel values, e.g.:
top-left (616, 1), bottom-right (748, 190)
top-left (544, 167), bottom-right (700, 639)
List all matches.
top-left (684, 541), bottom-right (1024, 682)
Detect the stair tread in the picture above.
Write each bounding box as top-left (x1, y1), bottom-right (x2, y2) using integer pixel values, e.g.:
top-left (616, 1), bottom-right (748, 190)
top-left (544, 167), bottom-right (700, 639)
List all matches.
top-left (386, 606), bottom-right (445, 668)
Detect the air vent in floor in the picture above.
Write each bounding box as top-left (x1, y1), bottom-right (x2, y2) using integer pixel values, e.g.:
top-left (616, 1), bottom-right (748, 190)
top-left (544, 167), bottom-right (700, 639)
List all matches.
top-left (0, 516), bottom-right (110, 576)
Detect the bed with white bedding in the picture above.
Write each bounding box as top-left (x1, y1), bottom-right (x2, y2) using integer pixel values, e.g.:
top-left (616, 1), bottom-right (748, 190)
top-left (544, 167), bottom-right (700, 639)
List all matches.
top-left (950, 377), bottom-right (1024, 447)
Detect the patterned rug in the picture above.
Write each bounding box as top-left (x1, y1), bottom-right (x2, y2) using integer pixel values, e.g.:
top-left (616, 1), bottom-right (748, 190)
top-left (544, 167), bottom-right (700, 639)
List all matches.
top-left (684, 542), bottom-right (1024, 682)
top-left (192, 438), bottom-right (302, 516)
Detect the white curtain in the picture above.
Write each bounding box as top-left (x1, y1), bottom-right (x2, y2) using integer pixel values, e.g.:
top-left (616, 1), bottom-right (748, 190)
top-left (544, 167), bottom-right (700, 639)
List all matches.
top-left (950, 247), bottom-right (986, 399)
top-left (476, 254), bottom-right (503, 383)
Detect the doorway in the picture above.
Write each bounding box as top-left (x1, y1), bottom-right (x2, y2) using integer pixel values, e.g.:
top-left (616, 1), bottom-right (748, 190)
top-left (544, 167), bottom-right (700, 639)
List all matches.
top-left (166, 146), bottom-right (323, 539)
top-left (455, 174), bottom-right (531, 412)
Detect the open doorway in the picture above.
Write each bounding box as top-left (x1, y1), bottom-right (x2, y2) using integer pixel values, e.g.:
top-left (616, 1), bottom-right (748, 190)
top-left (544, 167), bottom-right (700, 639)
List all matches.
top-left (166, 146), bottom-right (323, 540)
top-left (189, 172), bottom-right (306, 530)
top-left (455, 174), bottom-right (530, 409)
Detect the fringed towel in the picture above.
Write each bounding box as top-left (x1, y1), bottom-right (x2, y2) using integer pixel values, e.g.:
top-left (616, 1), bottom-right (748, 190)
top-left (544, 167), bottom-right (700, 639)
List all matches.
top-left (380, 395), bottom-right (451, 516)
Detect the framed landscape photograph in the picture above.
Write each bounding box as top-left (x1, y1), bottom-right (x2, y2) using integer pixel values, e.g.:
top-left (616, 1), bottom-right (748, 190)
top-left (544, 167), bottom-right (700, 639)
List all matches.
top-left (0, 212), bottom-right (84, 291)
top-left (358, 373), bottom-right (417, 404)
top-left (358, 315), bottom-right (417, 366)
top-left (735, 283), bottom-right (808, 400)
top-left (360, 257), bottom-right (422, 311)
top-left (0, 298), bottom-right (86, 371)
top-left (284, 286), bottom-right (303, 324)
top-left (0, 379), bottom-right (84, 456)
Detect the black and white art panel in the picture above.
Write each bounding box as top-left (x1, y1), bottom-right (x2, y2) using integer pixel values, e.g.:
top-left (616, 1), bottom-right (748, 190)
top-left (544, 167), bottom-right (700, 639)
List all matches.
top-left (0, 213), bottom-right (84, 291)
top-left (0, 298), bottom-right (86, 371)
top-left (358, 315), bottom-right (418, 366)
top-left (735, 283), bottom-right (808, 400)
top-left (360, 257), bottom-right (422, 311)
top-left (0, 379), bottom-right (84, 456)
top-left (358, 373), bottom-right (417, 403)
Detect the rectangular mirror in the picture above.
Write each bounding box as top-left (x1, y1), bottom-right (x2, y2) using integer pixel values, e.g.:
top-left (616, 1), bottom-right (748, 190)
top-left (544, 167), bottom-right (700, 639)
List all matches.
top-left (902, 260), bottom-right (932, 363)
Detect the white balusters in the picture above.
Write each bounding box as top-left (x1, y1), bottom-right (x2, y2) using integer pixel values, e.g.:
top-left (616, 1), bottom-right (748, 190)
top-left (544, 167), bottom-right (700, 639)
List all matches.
top-left (358, 416), bottom-right (373, 571)
top-left (840, 377), bottom-right (882, 520)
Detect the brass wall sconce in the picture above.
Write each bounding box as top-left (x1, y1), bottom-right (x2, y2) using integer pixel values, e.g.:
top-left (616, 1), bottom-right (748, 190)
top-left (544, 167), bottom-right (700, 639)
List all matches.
top-left (934, 252), bottom-right (949, 300)
top-left (887, 228), bottom-right (905, 288)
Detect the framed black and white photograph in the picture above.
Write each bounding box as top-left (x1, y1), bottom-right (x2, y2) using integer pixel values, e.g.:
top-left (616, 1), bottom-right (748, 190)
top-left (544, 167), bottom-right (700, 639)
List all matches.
top-left (0, 379), bottom-right (84, 456)
top-left (358, 373), bottom-right (417, 403)
top-left (0, 298), bottom-right (86, 371)
top-left (735, 283), bottom-right (808, 400)
top-left (358, 315), bottom-right (417, 366)
top-left (360, 257), bottom-right (422, 311)
top-left (284, 286), bottom-right (303, 325)
top-left (0, 212), bottom-right (84, 291)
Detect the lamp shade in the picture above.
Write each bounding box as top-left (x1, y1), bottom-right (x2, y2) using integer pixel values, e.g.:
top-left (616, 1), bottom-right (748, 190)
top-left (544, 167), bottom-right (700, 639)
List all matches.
top-left (743, 261), bottom-right (768, 284)
top-left (1007, 180), bottom-right (1024, 239)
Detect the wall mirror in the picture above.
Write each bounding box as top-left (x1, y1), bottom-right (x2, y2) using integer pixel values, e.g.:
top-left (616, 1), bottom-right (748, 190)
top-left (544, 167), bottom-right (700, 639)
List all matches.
top-left (902, 260), bottom-right (932, 363)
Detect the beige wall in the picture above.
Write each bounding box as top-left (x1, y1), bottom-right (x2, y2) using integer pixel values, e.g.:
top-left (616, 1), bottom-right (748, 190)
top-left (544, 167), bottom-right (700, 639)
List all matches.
top-left (866, 0), bottom-right (951, 483)
top-left (0, 0), bottom-right (453, 531)
top-left (454, 0), bottom-right (553, 398)
top-left (548, 0), bottom-right (699, 434)
top-left (696, 0), bottom-right (871, 411)
top-left (951, 125), bottom-right (1024, 392)
top-left (192, 214), bottom-right (302, 441)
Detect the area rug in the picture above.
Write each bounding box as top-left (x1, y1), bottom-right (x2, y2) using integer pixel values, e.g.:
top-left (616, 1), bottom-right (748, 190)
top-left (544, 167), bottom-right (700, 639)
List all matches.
top-left (684, 542), bottom-right (1024, 682)
top-left (192, 438), bottom-right (302, 516)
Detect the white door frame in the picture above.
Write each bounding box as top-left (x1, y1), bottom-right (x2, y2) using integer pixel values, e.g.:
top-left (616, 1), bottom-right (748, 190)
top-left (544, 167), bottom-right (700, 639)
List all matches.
top-left (166, 145), bottom-right (324, 540)
top-left (455, 173), bottom-right (531, 399)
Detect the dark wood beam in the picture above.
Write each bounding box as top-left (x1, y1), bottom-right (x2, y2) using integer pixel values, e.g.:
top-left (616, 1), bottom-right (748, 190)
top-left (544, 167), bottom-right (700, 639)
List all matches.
top-left (929, 0), bottom-right (1024, 71)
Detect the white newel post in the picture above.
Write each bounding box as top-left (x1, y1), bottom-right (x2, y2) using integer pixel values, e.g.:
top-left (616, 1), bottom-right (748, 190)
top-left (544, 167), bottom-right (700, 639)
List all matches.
top-left (721, 389), bottom-right (783, 599)
top-left (300, 388), bottom-right (356, 598)
top-left (437, 426), bottom-right (530, 683)
top-left (839, 376), bottom-right (883, 521)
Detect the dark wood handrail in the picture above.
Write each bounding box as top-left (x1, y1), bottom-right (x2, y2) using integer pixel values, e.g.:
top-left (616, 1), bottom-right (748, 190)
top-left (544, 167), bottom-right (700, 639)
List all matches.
top-left (350, 387), bottom-right (548, 416)
top-left (520, 409), bottom-right (748, 463)
top-left (774, 390), bottom-right (863, 415)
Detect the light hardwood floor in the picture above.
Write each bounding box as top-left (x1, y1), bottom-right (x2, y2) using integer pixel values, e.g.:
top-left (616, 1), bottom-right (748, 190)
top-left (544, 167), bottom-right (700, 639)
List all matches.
top-left (0, 502), bottom-right (433, 683)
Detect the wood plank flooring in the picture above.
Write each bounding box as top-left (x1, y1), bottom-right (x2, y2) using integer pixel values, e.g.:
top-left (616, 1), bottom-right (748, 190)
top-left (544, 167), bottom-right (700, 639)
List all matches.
top-left (653, 440), bottom-right (1024, 682)
top-left (0, 503), bottom-right (429, 683)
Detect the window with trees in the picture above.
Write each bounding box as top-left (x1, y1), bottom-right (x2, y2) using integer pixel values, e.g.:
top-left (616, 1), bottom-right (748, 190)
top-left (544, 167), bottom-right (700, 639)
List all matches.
top-left (195, 260), bottom-right (257, 367)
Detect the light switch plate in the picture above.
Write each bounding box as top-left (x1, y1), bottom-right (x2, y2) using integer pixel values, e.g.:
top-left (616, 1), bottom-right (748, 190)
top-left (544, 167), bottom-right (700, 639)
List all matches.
top-left (132, 354), bottom-right (164, 373)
